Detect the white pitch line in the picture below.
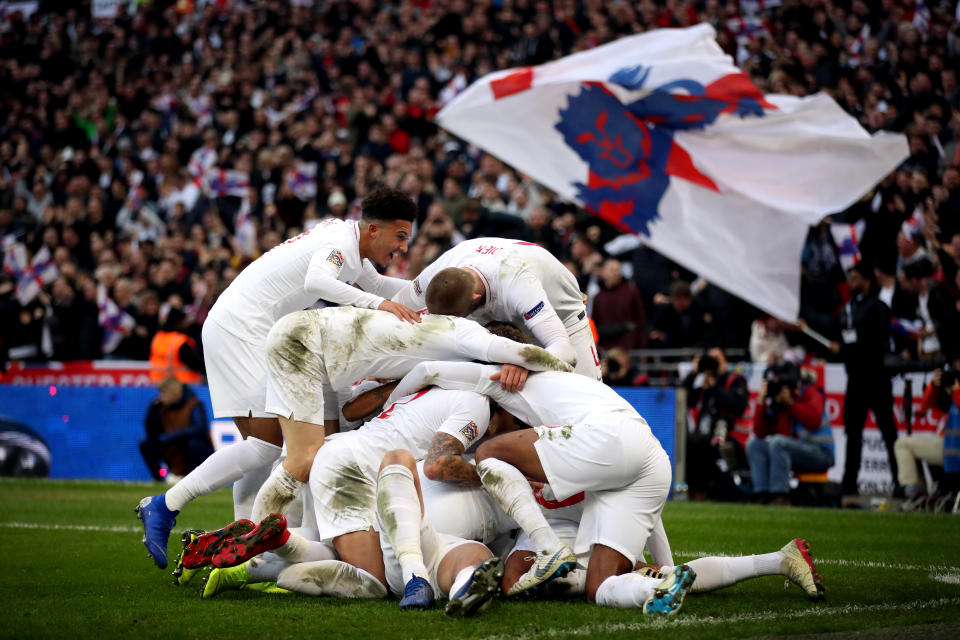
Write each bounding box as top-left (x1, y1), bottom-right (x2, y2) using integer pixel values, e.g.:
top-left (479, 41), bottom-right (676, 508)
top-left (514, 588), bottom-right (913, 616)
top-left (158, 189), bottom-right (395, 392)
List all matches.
top-left (456, 597), bottom-right (960, 640)
top-left (2, 524), bottom-right (959, 575)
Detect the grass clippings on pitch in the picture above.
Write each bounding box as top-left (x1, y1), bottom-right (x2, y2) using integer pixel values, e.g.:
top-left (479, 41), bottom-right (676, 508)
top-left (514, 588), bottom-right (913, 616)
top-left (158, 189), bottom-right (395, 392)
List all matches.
top-left (1, 478), bottom-right (959, 640)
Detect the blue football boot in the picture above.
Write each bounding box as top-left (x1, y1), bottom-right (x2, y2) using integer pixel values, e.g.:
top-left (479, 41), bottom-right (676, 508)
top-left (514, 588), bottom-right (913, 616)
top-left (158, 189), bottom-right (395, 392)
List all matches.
top-left (399, 575), bottom-right (435, 610)
top-left (135, 495), bottom-right (178, 569)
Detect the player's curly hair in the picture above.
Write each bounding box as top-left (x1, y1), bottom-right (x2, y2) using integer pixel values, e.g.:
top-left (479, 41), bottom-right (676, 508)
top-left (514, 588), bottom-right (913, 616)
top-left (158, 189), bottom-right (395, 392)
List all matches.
top-left (425, 267), bottom-right (476, 317)
top-left (360, 187), bottom-right (418, 222)
top-left (484, 321), bottom-right (533, 345)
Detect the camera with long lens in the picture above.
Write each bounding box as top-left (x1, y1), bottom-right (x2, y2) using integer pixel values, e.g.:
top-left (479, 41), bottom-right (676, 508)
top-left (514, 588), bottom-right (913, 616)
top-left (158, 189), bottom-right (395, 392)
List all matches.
top-left (763, 362), bottom-right (800, 411)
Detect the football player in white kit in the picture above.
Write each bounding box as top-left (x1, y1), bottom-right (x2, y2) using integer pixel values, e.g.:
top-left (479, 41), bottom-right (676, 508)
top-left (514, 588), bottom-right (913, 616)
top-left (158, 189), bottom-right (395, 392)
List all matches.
top-left (206, 386), bottom-right (499, 588)
top-left (249, 305), bottom-right (573, 536)
top-left (383, 359), bottom-right (696, 616)
top-left (391, 237), bottom-right (602, 383)
top-left (136, 188), bottom-right (421, 570)
top-left (203, 448), bottom-right (505, 617)
top-left (502, 494), bottom-right (825, 606)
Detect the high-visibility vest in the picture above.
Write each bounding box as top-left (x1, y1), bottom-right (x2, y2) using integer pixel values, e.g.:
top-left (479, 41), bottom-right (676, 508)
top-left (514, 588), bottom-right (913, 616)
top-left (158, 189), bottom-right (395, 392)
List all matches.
top-left (149, 331), bottom-right (201, 384)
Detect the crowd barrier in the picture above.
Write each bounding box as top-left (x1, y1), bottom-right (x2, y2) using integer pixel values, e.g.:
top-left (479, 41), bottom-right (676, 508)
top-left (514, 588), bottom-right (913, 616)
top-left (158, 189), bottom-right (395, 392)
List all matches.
top-left (0, 370), bottom-right (677, 482)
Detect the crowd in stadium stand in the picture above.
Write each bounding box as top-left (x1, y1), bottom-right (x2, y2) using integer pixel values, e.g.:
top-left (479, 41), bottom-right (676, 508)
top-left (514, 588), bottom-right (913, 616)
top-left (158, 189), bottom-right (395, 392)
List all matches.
top-left (0, 0), bottom-right (958, 381)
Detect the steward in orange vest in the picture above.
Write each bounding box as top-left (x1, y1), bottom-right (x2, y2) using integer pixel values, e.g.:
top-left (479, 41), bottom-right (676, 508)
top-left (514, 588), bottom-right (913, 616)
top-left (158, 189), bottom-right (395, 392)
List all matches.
top-left (149, 308), bottom-right (203, 384)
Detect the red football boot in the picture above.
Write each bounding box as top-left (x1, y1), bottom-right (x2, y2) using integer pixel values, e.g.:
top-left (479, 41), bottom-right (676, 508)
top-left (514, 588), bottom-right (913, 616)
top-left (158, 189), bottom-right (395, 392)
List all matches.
top-left (211, 513), bottom-right (290, 569)
top-left (180, 519), bottom-right (255, 569)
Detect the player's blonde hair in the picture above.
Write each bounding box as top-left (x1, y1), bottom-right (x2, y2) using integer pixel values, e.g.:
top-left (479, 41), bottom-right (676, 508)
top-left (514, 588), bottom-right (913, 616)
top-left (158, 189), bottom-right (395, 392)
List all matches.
top-left (425, 267), bottom-right (475, 317)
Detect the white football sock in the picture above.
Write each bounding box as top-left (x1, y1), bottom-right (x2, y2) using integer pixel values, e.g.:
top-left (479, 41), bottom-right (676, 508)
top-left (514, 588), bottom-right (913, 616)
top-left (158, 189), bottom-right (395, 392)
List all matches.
top-left (271, 527), bottom-right (337, 563)
top-left (685, 552), bottom-right (784, 593)
top-left (595, 572), bottom-right (661, 608)
top-left (377, 464), bottom-right (428, 584)
top-left (252, 463), bottom-right (304, 522)
top-left (164, 437), bottom-right (281, 513)
top-left (277, 560), bottom-right (387, 599)
top-left (233, 462), bottom-right (276, 520)
top-left (449, 566), bottom-right (475, 599)
top-left (246, 553), bottom-right (289, 583)
top-left (477, 458), bottom-right (560, 552)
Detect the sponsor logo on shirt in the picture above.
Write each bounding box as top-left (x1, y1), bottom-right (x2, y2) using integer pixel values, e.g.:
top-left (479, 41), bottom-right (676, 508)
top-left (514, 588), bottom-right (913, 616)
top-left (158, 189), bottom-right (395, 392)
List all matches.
top-left (523, 301), bottom-right (544, 320)
top-left (326, 249), bottom-right (344, 271)
top-left (475, 245), bottom-right (502, 255)
top-left (459, 421), bottom-right (479, 443)
top-left (413, 278), bottom-right (423, 296)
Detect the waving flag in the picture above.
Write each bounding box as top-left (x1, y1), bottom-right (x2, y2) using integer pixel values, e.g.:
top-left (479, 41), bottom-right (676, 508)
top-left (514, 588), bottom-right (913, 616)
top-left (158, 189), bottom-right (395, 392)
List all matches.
top-left (97, 284), bottom-right (136, 354)
top-left (435, 24), bottom-right (908, 320)
top-left (287, 162), bottom-right (318, 201)
top-left (830, 220), bottom-right (866, 272)
top-left (4, 244), bottom-right (58, 305)
top-left (203, 167), bottom-right (250, 199)
top-left (234, 198), bottom-right (257, 257)
top-left (188, 145), bottom-right (218, 178)
top-left (891, 317), bottom-right (923, 341)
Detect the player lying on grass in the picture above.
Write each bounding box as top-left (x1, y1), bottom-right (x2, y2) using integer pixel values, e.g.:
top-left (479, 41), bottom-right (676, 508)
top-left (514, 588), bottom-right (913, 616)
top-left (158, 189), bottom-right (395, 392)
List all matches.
top-left (202, 449), bottom-right (506, 618)
top-left (383, 358), bottom-right (696, 614)
top-left (252, 306), bottom-right (572, 529)
top-left (500, 492), bottom-right (825, 604)
top-left (392, 237), bottom-right (602, 380)
top-left (136, 187), bottom-right (420, 569)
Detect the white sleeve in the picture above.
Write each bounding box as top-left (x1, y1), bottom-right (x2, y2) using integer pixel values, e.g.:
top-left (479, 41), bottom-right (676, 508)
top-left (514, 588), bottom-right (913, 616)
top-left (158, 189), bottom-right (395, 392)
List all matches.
top-left (503, 273), bottom-right (577, 366)
top-left (354, 260), bottom-right (409, 300)
top-left (304, 249), bottom-right (383, 309)
top-left (437, 393), bottom-right (491, 449)
top-left (386, 361), bottom-right (503, 405)
top-left (454, 320), bottom-right (574, 373)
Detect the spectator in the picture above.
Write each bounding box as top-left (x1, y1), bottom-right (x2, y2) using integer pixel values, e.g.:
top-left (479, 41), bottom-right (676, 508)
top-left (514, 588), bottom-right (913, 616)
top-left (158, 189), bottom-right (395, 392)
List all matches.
top-left (649, 280), bottom-right (712, 348)
top-left (747, 363), bottom-right (834, 506)
top-left (139, 377), bottom-right (213, 483)
top-left (592, 258), bottom-right (647, 350)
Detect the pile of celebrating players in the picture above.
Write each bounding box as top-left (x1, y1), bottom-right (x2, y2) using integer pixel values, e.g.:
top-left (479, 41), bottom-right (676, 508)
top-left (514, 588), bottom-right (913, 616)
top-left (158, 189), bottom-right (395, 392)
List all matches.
top-left (135, 188), bottom-right (824, 617)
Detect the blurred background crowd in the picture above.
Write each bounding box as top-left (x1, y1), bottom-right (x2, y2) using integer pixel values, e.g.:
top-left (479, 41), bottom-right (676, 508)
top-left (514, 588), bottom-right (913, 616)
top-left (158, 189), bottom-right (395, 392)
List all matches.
top-left (1, 0), bottom-right (958, 382)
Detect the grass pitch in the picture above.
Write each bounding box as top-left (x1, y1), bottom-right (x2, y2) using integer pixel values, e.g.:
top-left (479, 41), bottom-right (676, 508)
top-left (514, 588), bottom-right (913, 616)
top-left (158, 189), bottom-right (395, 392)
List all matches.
top-left (1, 479), bottom-right (959, 640)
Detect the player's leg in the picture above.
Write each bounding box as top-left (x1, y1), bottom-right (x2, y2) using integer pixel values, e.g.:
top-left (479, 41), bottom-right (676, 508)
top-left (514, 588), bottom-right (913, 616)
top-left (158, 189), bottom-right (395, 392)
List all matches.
top-left (503, 521), bottom-right (586, 596)
top-left (439, 542), bottom-right (503, 618)
top-left (136, 325), bottom-right (284, 568)
top-left (255, 311), bottom-right (335, 519)
top-left (276, 559), bottom-right (388, 599)
top-left (680, 538), bottom-right (824, 600)
top-left (377, 449), bottom-right (434, 609)
top-left (231, 417), bottom-right (284, 520)
top-left (474, 430), bottom-right (575, 594)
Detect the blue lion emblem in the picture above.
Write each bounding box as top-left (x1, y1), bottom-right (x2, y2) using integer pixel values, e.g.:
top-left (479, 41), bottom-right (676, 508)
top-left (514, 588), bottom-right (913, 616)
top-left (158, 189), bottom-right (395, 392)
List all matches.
top-left (555, 65), bottom-right (774, 235)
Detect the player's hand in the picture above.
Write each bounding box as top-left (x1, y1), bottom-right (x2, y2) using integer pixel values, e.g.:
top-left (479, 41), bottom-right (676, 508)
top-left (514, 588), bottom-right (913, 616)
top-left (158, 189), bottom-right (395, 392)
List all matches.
top-left (490, 364), bottom-right (529, 392)
top-left (378, 300), bottom-right (421, 323)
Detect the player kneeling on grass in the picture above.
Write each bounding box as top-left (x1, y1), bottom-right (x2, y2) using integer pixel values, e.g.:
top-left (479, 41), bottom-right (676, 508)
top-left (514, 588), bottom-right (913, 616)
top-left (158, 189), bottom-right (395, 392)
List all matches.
top-left (383, 345), bottom-right (694, 614)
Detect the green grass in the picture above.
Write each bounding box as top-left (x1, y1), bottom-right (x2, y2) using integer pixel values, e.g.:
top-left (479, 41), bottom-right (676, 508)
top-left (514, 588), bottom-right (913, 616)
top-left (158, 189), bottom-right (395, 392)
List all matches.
top-left (1, 479), bottom-right (959, 639)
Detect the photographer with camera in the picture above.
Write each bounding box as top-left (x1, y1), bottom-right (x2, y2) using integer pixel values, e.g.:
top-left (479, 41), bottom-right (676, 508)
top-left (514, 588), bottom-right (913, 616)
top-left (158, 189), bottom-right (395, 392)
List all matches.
top-left (894, 364), bottom-right (960, 510)
top-left (747, 362), bottom-right (834, 506)
top-left (683, 348), bottom-right (750, 500)
top-left (829, 263), bottom-right (899, 496)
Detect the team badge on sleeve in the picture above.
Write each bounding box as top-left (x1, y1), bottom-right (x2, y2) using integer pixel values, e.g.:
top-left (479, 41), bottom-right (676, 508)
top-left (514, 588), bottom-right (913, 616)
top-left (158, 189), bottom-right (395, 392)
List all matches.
top-left (524, 301), bottom-right (544, 320)
top-left (326, 249), bottom-right (344, 271)
top-left (459, 421), bottom-right (479, 443)
top-left (413, 278), bottom-right (423, 296)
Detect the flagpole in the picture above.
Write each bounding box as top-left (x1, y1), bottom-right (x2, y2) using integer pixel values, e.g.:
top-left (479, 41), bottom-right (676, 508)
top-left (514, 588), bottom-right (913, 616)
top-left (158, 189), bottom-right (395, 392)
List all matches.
top-left (799, 323), bottom-right (833, 349)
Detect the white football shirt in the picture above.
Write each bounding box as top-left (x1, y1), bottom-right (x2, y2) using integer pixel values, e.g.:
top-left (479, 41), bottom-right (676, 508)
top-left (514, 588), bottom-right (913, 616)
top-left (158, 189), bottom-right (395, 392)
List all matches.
top-left (393, 238), bottom-right (588, 333)
top-left (208, 218), bottom-right (401, 344)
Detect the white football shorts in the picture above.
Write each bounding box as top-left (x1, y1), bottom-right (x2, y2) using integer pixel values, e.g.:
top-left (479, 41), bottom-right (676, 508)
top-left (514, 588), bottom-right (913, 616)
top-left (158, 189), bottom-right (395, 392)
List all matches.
top-left (202, 318), bottom-right (272, 419)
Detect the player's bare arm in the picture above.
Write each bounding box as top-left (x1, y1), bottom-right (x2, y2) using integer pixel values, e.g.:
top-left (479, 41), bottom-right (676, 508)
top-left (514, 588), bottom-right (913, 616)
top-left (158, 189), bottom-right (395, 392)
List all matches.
top-left (341, 380), bottom-right (401, 422)
top-left (423, 433), bottom-right (481, 487)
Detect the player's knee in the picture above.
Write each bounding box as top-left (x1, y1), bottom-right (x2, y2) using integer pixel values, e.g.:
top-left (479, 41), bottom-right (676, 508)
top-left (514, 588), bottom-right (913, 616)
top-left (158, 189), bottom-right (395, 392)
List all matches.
top-left (380, 449), bottom-right (415, 472)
